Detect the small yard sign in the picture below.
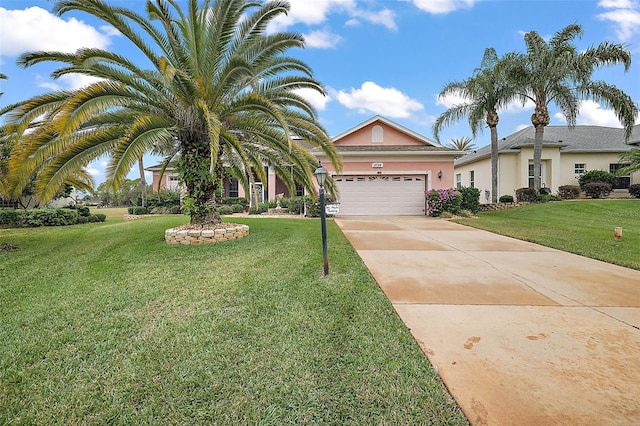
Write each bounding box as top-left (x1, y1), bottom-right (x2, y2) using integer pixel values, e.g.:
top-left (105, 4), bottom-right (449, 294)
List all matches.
top-left (325, 203), bottom-right (340, 215)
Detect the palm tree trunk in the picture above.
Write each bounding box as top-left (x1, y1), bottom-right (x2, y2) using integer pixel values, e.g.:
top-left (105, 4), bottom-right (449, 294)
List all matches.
top-left (533, 124), bottom-right (544, 192)
top-left (490, 125), bottom-right (499, 203)
top-left (138, 158), bottom-right (147, 207)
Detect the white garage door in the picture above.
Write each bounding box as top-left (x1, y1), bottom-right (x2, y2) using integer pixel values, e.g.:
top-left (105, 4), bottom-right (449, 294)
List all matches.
top-left (334, 175), bottom-right (426, 216)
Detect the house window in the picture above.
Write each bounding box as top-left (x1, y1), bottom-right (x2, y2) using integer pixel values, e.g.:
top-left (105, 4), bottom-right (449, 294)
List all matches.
top-left (610, 163), bottom-right (631, 189)
top-left (528, 163), bottom-right (535, 188)
top-left (228, 177), bottom-right (239, 197)
top-left (455, 173), bottom-right (461, 189)
top-left (469, 171), bottom-right (475, 188)
top-left (295, 182), bottom-right (304, 197)
top-left (574, 163), bottom-right (586, 175)
top-left (168, 175), bottom-right (180, 190)
top-left (372, 125), bottom-right (383, 143)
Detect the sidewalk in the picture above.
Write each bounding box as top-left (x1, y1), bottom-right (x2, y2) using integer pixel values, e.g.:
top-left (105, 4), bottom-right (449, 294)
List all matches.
top-left (335, 216), bottom-right (640, 425)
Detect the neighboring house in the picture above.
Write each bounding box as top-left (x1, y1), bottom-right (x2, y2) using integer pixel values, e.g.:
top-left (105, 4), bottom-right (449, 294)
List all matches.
top-left (454, 124), bottom-right (640, 202)
top-left (148, 116), bottom-right (462, 215)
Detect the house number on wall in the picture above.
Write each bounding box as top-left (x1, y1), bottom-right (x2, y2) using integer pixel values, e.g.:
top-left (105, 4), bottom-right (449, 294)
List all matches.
top-left (372, 163), bottom-right (383, 168)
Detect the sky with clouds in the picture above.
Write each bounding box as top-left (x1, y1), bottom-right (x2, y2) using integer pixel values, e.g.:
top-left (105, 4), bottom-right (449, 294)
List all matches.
top-left (1, 0), bottom-right (639, 185)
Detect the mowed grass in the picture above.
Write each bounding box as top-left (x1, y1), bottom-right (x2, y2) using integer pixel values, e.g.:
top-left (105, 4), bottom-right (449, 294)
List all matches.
top-left (454, 200), bottom-right (640, 270)
top-left (0, 210), bottom-right (467, 425)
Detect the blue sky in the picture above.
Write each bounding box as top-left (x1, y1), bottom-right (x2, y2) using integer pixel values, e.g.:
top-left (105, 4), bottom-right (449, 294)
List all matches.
top-left (1, 0), bottom-right (639, 185)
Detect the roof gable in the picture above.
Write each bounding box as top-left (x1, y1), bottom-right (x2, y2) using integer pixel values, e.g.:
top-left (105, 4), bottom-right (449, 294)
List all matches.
top-left (333, 115), bottom-right (442, 148)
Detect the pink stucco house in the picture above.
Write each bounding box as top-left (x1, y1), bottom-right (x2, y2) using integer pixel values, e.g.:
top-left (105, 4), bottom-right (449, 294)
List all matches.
top-left (148, 115), bottom-right (461, 215)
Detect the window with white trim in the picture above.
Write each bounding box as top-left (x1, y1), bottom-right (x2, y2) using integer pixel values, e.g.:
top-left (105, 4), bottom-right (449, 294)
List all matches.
top-left (372, 125), bottom-right (383, 143)
top-left (469, 170), bottom-right (475, 188)
top-left (455, 173), bottom-right (461, 189)
top-left (574, 163), bottom-right (586, 175)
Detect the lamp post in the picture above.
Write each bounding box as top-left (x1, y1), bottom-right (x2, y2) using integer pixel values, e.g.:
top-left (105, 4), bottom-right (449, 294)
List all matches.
top-left (314, 161), bottom-right (329, 277)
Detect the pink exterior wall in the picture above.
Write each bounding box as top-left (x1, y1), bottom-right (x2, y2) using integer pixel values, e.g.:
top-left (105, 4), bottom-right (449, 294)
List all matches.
top-left (335, 123), bottom-right (426, 146)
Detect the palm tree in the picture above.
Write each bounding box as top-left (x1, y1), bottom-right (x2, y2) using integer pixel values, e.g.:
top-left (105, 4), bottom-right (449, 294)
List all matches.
top-left (503, 24), bottom-right (637, 192)
top-left (433, 48), bottom-right (516, 203)
top-left (618, 149), bottom-right (640, 175)
top-left (447, 137), bottom-right (476, 151)
top-left (3, 0), bottom-right (341, 226)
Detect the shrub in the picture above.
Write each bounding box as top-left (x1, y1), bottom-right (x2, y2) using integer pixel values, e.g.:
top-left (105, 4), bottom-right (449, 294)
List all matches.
top-left (457, 209), bottom-right (474, 218)
top-left (76, 216), bottom-right (89, 224)
top-left (128, 207), bottom-right (134, 214)
top-left (278, 197), bottom-right (290, 209)
top-left (628, 184), bottom-right (640, 199)
top-left (515, 188), bottom-right (537, 203)
top-left (87, 214), bottom-right (100, 222)
top-left (94, 213), bottom-right (106, 222)
top-left (499, 195), bottom-right (514, 203)
top-left (578, 170), bottom-right (616, 188)
top-left (558, 185), bottom-right (581, 200)
top-left (220, 197), bottom-right (248, 208)
top-left (133, 206), bottom-right (148, 215)
top-left (217, 205), bottom-right (234, 215)
top-left (459, 186), bottom-right (480, 213)
top-left (231, 204), bottom-right (245, 213)
top-left (582, 182), bottom-right (612, 199)
top-left (77, 206), bottom-right (91, 217)
top-left (0, 209), bottom-right (22, 226)
top-left (147, 189), bottom-right (182, 209)
top-left (287, 196), bottom-right (305, 215)
top-left (425, 188), bottom-right (462, 217)
top-left (169, 205), bottom-right (182, 214)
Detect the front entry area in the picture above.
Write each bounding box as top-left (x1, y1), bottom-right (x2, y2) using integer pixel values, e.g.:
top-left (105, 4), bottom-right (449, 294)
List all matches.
top-left (333, 175), bottom-right (426, 216)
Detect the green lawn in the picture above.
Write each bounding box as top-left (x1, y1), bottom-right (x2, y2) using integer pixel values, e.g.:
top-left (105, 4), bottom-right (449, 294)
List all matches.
top-left (454, 200), bottom-right (640, 270)
top-left (0, 212), bottom-right (467, 425)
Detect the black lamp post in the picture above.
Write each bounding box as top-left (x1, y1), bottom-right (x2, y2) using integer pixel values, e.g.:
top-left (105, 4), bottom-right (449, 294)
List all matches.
top-left (314, 161), bottom-right (329, 277)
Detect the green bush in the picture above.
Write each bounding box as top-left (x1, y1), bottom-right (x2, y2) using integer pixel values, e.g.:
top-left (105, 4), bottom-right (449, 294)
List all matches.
top-left (94, 213), bottom-right (106, 222)
top-left (76, 216), bottom-right (89, 224)
top-left (629, 184), bottom-right (640, 199)
top-left (0, 209), bottom-right (22, 226)
top-left (217, 205), bottom-right (234, 215)
top-left (77, 206), bottom-right (91, 217)
top-left (459, 186), bottom-right (480, 213)
top-left (558, 185), bottom-right (581, 200)
top-left (278, 197), bottom-right (290, 209)
top-left (515, 188), bottom-right (537, 203)
top-left (128, 207), bottom-right (134, 214)
top-left (287, 196), bottom-right (305, 215)
top-left (499, 195), bottom-right (514, 203)
top-left (231, 204), bottom-right (245, 213)
top-left (133, 206), bottom-right (148, 215)
top-left (425, 188), bottom-right (462, 217)
top-left (170, 205), bottom-right (182, 214)
top-left (147, 189), bottom-right (182, 209)
top-left (582, 182), bottom-right (612, 199)
top-left (220, 197), bottom-right (248, 208)
top-left (578, 170), bottom-right (617, 188)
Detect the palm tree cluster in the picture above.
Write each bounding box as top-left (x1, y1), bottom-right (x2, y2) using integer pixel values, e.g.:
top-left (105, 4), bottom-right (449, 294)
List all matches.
top-left (1, 0), bottom-right (341, 226)
top-left (434, 24), bottom-right (638, 200)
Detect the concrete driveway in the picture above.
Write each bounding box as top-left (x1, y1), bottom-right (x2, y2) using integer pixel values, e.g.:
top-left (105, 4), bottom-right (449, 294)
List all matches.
top-left (334, 216), bottom-right (640, 425)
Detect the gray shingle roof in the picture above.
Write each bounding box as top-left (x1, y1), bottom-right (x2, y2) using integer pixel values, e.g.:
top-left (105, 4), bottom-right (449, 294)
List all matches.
top-left (455, 124), bottom-right (640, 166)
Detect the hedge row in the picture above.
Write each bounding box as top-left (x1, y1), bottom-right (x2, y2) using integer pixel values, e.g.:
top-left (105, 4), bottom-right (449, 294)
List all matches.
top-left (0, 208), bottom-right (106, 228)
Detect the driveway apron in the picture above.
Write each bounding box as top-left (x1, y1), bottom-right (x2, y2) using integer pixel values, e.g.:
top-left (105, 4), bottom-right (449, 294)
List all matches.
top-left (335, 216), bottom-right (640, 425)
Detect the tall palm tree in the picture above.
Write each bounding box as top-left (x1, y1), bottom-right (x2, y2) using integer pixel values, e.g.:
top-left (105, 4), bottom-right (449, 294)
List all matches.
top-left (503, 24), bottom-right (637, 192)
top-left (433, 48), bottom-right (516, 203)
top-left (3, 0), bottom-right (341, 226)
top-left (447, 136), bottom-right (476, 151)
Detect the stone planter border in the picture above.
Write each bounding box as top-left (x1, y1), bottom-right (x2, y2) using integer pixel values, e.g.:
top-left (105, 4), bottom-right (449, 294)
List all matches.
top-left (165, 223), bottom-right (250, 245)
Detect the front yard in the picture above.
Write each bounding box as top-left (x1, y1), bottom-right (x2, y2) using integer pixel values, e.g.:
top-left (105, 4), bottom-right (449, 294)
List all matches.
top-left (0, 212), bottom-right (466, 424)
top-left (455, 199), bottom-right (640, 270)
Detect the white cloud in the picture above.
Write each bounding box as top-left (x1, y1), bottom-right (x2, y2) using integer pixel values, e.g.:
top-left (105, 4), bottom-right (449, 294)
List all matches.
top-left (336, 81), bottom-right (424, 118)
top-left (86, 167), bottom-right (101, 177)
top-left (436, 93), bottom-right (534, 113)
top-left (268, 0), bottom-right (396, 33)
top-left (597, 0), bottom-right (640, 41)
top-left (0, 7), bottom-right (113, 57)
top-left (554, 100), bottom-right (626, 127)
top-left (294, 87), bottom-right (331, 111)
top-left (303, 30), bottom-right (343, 48)
top-left (515, 123), bottom-right (531, 131)
top-left (411, 0), bottom-right (478, 14)
top-left (35, 72), bottom-right (103, 91)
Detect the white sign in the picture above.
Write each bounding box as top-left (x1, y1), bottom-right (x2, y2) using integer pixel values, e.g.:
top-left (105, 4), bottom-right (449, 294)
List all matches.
top-left (325, 203), bottom-right (340, 215)
top-left (372, 162), bottom-right (384, 168)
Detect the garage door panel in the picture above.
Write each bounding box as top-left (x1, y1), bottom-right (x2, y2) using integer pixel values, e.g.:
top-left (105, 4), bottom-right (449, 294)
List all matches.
top-left (335, 175), bottom-right (426, 216)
